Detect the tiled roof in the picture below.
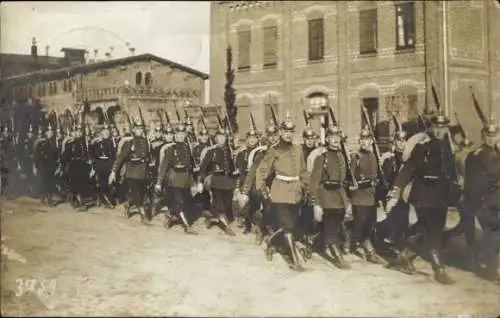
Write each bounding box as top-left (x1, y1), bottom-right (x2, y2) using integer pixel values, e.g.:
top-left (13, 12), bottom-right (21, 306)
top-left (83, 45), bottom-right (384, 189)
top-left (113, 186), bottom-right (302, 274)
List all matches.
top-left (1, 53), bottom-right (209, 85)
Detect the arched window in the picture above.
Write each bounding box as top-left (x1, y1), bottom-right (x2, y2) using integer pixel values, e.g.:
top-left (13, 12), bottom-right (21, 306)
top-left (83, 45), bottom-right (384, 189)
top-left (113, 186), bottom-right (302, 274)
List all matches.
top-left (37, 84), bottom-right (42, 97)
top-left (63, 80), bottom-right (67, 92)
top-left (53, 82), bottom-right (58, 95)
top-left (144, 72), bottom-right (152, 86)
top-left (262, 19), bottom-right (278, 69)
top-left (307, 92), bottom-right (328, 108)
top-left (68, 80), bottom-right (72, 92)
top-left (135, 72), bottom-right (143, 86)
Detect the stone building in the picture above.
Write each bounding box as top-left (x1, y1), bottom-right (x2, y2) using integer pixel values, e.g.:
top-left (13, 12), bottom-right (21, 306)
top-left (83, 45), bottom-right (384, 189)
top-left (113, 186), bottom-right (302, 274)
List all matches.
top-left (210, 0), bottom-right (500, 146)
top-left (1, 52), bottom-right (209, 129)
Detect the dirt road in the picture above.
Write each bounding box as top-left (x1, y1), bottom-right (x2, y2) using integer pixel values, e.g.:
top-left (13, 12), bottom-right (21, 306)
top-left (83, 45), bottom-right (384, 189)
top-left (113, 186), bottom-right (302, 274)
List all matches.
top-left (1, 197), bottom-right (499, 317)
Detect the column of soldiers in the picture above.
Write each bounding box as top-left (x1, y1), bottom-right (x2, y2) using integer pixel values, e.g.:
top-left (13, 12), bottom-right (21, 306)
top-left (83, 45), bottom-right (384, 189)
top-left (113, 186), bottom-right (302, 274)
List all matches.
top-left (0, 105), bottom-right (498, 286)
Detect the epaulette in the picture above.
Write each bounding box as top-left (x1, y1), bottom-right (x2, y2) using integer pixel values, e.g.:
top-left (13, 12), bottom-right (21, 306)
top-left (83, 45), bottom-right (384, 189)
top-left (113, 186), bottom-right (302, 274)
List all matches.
top-left (306, 146), bottom-right (328, 173)
top-left (199, 144), bottom-right (218, 165)
top-left (158, 142), bottom-right (176, 168)
top-left (247, 145), bottom-right (268, 170)
top-left (380, 151), bottom-right (394, 165)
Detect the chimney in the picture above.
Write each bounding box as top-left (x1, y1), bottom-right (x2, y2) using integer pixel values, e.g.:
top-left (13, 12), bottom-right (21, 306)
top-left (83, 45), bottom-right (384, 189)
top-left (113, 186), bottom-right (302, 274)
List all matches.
top-left (31, 37), bottom-right (38, 58)
top-left (45, 45), bottom-right (50, 56)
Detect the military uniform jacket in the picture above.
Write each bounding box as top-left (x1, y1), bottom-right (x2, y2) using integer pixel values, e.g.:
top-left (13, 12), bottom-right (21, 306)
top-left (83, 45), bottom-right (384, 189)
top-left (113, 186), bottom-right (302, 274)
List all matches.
top-left (463, 146), bottom-right (500, 209)
top-left (235, 145), bottom-right (257, 189)
top-left (33, 137), bottom-right (58, 170)
top-left (199, 144), bottom-right (237, 190)
top-left (455, 147), bottom-right (470, 178)
top-left (112, 136), bottom-right (149, 180)
top-left (350, 150), bottom-right (378, 207)
top-left (393, 138), bottom-right (456, 208)
top-left (91, 137), bottom-right (116, 172)
top-left (149, 138), bottom-right (166, 173)
top-left (62, 136), bottom-right (89, 166)
top-left (157, 142), bottom-right (194, 189)
top-left (309, 149), bottom-right (348, 209)
top-left (20, 137), bottom-right (35, 169)
top-left (256, 141), bottom-right (307, 204)
top-left (241, 144), bottom-right (272, 195)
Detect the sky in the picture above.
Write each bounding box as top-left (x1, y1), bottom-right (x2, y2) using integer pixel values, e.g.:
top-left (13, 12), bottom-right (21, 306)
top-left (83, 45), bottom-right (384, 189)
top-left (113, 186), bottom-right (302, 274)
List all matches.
top-left (0, 1), bottom-right (211, 74)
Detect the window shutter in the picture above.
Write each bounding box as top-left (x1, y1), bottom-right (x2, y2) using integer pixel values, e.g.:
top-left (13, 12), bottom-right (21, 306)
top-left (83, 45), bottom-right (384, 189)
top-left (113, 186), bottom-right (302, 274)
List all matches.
top-left (359, 9), bottom-right (378, 54)
top-left (308, 18), bottom-right (324, 61)
top-left (238, 30), bottom-right (251, 70)
top-left (263, 26), bottom-right (277, 67)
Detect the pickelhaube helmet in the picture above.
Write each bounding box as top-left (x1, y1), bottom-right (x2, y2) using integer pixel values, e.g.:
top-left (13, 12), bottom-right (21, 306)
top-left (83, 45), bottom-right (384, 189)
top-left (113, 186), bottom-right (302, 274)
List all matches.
top-left (215, 127), bottom-right (227, 136)
top-left (165, 125), bottom-right (174, 134)
top-left (185, 118), bottom-right (193, 126)
top-left (133, 117), bottom-right (144, 128)
top-left (482, 114), bottom-right (498, 137)
top-left (28, 124), bottom-right (34, 134)
top-left (326, 125), bottom-right (343, 137)
top-left (154, 122), bottom-right (162, 132)
top-left (393, 130), bottom-right (407, 141)
top-left (176, 123), bottom-right (187, 133)
top-left (47, 123), bottom-right (53, 132)
top-left (247, 129), bottom-right (258, 137)
top-left (199, 128), bottom-right (209, 136)
top-left (430, 112), bottom-right (450, 127)
top-left (360, 126), bottom-right (371, 138)
top-left (37, 126), bottom-right (43, 135)
top-left (303, 127), bottom-right (316, 139)
top-left (279, 110), bottom-right (295, 131)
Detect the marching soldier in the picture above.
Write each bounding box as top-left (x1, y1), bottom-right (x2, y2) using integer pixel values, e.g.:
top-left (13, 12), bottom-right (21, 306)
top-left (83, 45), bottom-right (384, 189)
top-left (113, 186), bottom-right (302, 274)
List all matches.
top-left (33, 124), bottom-right (58, 206)
top-left (348, 127), bottom-right (386, 264)
top-left (21, 125), bottom-right (36, 196)
top-left (461, 121), bottom-right (500, 283)
top-left (60, 125), bottom-right (92, 211)
top-left (254, 114), bottom-right (308, 272)
top-left (386, 113), bottom-right (457, 285)
top-left (109, 119), bottom-right (150, 221)
top-left (155, 123), bottom-right (198, 234)
top-left (163, 125), bottom-right (175, 144)
top-left (91, 125), bottom-right (116, 208)
top-left (192, 128), bottom-right (212, 213)
top-left (234, 129), bottom-right (260, 233)
top-left (308, 126), bottom-right (351, 269)
top-left (240, 123), bottom-right (280, 245)
top-left (198, 127), bottom-right (237, 236)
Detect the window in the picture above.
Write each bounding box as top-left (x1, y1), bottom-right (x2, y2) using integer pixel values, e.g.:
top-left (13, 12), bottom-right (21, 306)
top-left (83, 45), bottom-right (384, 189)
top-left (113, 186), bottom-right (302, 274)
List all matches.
top-left (68, 80), bottom-right (72, 91)
top-left (308, 92), bottom-right (328, 109)
top-left (359, 9), bottom-right (378, 54)
top-left (263, 25), bottom-right (278, 68)
top-left (361, 97), bottom-right (379, 138)
top-left (395, 2), bottom-right (415, 50)
top-left (238, 29), bottom-right (251, 71)
top-left (53, 82), bottom-right (58, 95)
top-left (27, 85), bottom-right (33, 98)
top-left (144, 72), bottom-right (152, 86)
top-left (135, 72), bottom-right (142, 86)
top-left (41, 83), bottom-right (46, 96)
top-left (308, 18), bottom-right (324, 61)
top-left (63, 80), bottom-right (67, 92)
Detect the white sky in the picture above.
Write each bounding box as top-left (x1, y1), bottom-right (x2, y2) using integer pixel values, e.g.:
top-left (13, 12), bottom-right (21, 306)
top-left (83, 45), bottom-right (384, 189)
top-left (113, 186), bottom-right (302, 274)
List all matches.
top-left (0, 1), bottom-right (211, 75)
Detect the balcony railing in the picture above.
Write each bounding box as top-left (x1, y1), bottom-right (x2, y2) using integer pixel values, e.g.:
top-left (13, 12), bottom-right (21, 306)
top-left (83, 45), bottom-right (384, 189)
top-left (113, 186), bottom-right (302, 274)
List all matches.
top-left (76, 86), bottom-right (201, 102)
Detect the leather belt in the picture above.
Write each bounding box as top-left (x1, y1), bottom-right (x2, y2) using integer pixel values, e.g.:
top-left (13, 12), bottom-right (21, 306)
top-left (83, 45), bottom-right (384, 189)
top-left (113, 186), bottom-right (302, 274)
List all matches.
top-left (275, 174), bottom-right (300, 182)
top-left (129, 158), bottom-right (145, 163)
top-left (97, 156), bottom-right (109, 160)
top-left (321, 180), bottom-right (342, 190)
top-left (357, 178), bottom-right (373, 189)
top-left (173, 166), bottom-right (188, 172)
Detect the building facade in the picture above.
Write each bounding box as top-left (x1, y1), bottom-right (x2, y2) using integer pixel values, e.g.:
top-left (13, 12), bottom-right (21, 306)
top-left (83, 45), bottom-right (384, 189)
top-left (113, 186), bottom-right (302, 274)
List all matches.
top-left (1, 53), bottom-right (209, 129)
top-left (210, 0), bottom-right (500, 145)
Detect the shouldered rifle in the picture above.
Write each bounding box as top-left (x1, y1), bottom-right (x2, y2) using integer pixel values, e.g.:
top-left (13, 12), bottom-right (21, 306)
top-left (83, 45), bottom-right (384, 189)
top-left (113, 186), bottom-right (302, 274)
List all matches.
top-left (328, 106), bottom-right (358, 189)
top-left (454, 112), bottom-right (468, 142)
top-left (138, 106), bottom-right (148, 140)
top-left (157, 109), bottom-right (165, 131)
top-left (269, 104), bottom-right (279, 127)
top-left (361, 104), bottom-right (388, 189)
top-left (469, 86), bottom-right (487, 125)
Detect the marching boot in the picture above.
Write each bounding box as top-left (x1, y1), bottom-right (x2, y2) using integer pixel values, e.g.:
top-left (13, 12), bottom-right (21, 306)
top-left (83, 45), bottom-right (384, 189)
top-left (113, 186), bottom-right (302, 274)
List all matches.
top-left (203, 211), bottom-right (218, 229)
top-left (264, 229), bottom-right (282, 261)
top-left (328, 244), bottom-right (351, 269)
top-left (429, 249), bottom-right (455, 285)
top-left (362, 239), bottom-right (387, 265)
top-left (179, 211), bottom-right (198, 235)
top-left (255, 227), bottom-right (264, 245)
top-left (163, 212), bottom-right (177, 229)
top-left (76, 195), bottom-right (87, 211)
top-left (219, 214), bottom-right (236, 236)
top-left (284, 233), bottom-right (306, 272)
top-left (139, 207), bottom-right (149, 224)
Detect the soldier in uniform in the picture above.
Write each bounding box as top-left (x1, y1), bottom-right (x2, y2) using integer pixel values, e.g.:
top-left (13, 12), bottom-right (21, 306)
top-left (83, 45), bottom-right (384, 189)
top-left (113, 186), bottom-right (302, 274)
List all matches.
top-left (21, 125), bottom-right (36, 196)
top-left (460, 122), bottom-right (500, 282)
top-left (109, 119), bottom-right (150, 221)
top-left (91, 125), bottom-right (116, 208)
top-left (348, 127), bottom-right (386, 264)
top-left (155, 123), bottom-right (198, 234)
top-left (33, 124), bottom-right (58, 206)
top-left (240, 123), bottom-right (280, 245)
top-left (61, 125), bottom-right (92, 211)
top-left (386, 113), bottom-right (457, 285)
top-left (234, 129), bottom-right (260, 233)
top-left (1, 125), bottom-right (13, 196)
top-left (192, 128), bottom-right (212, 213)
top-left (308, 126), bottom-right (351, 269)
top-left (374, 130), bottom-right (410, 262)
top-left (198, 127), bottom-right (237, 236)
top-left (254, 114), bottom-right (308, 272)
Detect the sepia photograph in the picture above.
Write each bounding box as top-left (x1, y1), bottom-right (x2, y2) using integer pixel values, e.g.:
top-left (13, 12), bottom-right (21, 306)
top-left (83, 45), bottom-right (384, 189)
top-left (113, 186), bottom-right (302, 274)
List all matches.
top-left (1, 1), bottom-right (499, 316)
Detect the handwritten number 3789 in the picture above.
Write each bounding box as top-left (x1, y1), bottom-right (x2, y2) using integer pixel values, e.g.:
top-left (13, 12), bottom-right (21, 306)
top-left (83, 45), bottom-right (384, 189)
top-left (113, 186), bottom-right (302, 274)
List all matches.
top-left (15, 279), bottom-right (57, 297)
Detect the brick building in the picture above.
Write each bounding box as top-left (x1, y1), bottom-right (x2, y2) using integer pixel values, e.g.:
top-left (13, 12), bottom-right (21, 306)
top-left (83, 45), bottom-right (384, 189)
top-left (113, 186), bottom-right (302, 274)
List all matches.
top-left (210, 0), bottom-right (500, 146)
top-left (1, 52), bottom-right (209, 129)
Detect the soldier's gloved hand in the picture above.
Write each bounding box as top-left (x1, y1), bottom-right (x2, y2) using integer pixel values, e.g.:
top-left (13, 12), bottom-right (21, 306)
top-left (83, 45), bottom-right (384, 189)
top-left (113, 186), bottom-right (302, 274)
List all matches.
top-left (239, 193), bottom-right (249, 208)
top-left (233, 188), bottom-right (241, 200)
top-left (89, 168), bottom-right (95, 179)
top-left (154, 183), bottom-right (162, 194)
top-left (386, 197), bottom-right (398, 213)
top-left (108, 171), bottom-right (116, 185)
top-left (345, 203), bottom-right (353, 221)
top-left (196, 182), bottom-right (203, 194)
top-left (32, 166), bottom-right (37, 176)
top-left (313, 205), bottom-right (323, 222)
top-left (349, 185), bottom-right (358, 191)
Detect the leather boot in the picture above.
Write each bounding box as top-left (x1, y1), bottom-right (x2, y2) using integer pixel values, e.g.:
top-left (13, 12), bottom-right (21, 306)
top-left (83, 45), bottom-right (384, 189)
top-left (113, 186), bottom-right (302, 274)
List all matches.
top-left (265, 229), bottom-right (282, 261)
top-left (255, 228), bottom-right (264, 245)
top-left (284, 233), bottom-right (306, 272)
top-left (179, 211), bottom-right (198, 235)
top-left (219, 214), bottom-right (236, 236)
top-left (362, 240), bottom-right (387, 265)
top-left (430, 249), bottom-right (455, 285)
top-left (328, 244), bottom-right (351, 269)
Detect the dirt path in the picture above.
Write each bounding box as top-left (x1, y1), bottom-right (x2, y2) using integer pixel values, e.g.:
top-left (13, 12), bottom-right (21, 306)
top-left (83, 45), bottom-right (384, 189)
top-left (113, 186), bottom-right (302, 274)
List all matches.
top-left (1, 197), bottom-right (499, 317)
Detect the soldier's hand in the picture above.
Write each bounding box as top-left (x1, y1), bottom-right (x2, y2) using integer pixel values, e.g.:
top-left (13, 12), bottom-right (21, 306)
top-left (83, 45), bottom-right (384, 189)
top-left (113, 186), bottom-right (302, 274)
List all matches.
top-left (313, 205), bottom-right (324, 222)
top-left (154, 183), bottom-right (162, 194)
top-left (32, 166), bottom-right (37, 176)
top-left (108, 171), bottom-right (116, 185)
top-left (89, 168), bottom-right (95, 179)
top-left (349, 185), bottom-right (358, 191)
top-left (239, 193), bottom-right (249, 208)
top-left (17, 163), bottom-right (21, 171)
top-left (345, 203), bottom-right (353, 221)
top-left (386, 197), bottom-right (398, 213)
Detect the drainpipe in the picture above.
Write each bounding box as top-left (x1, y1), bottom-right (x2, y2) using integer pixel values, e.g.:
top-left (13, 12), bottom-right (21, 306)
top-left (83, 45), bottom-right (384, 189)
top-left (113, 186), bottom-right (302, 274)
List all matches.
top-left (442, 0), bottom-right (449, 115)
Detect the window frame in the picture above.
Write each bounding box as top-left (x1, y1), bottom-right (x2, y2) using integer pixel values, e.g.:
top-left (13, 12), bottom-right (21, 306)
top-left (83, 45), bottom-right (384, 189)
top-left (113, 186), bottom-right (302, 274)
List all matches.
top-left (359, 8), bottom-right (378, 55)
top-left (395, 2), bottom-right (416, 50)
top-left (238, 29), bottom-right (251, 72)
top-left (263, 25), bottom-right (278, 69)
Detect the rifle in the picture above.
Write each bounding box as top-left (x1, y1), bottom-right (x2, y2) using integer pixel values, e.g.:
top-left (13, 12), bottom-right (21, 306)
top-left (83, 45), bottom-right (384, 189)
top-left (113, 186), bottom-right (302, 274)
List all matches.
top-left (328, 106), bottom-right (357, 189)
top-left (269, 104), bottom-right (279, 127)
top-left (138, 106), bottom-right (149, 148)
top-left (303, 110), bottom-right (310, 127)
top-left (361, 104), bottom-right (388, 190)
top-left (223, 111), bottom-right (237, 169)
top-left (454, 112), bottom-right (468, 143)
top-left (164, 110), bottom-right (172, 127)
top-left (469, 86), bottom-right (487, 125)
top-left (157, 109), bottom-right (165, 131)
top-left (175, 109), bottom-right (182, 123)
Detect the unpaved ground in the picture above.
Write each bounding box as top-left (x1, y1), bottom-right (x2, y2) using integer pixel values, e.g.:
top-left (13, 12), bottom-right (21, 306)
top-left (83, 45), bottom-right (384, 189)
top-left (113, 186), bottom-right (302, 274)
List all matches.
top-left (1, 197), bottom-right (499, 317)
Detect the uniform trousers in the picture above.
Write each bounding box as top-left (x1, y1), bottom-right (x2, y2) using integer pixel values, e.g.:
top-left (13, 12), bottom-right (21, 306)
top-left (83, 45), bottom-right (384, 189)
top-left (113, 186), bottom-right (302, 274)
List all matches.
top-left (322, 208), bottom-right (346, 245)
top-left (376, 200), bottom-right (410, 250)
top-left (170, 187), bottom-right (192, 217)
top-left (351, 205), bottom-right (377, 245)
top-left (475, 204), bottom-right (500, 270)
top-left (39, 164), bottom-right (57, 200)
top-left (409, 206), bottom-right (448, 252)
top-left (68, 160), bottom-right (90, 199)
top-left (274, 203), bottom-right (300, 233)
top-left (211, 189), bottom-right (233, 219)
top-left (127, 179), bottom-right (147, 208)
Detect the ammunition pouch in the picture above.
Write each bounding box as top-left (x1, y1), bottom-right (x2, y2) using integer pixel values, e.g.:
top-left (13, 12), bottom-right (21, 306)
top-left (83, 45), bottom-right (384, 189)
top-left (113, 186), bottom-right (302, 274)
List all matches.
top-left (321, 180), bottom-right (342, 190)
